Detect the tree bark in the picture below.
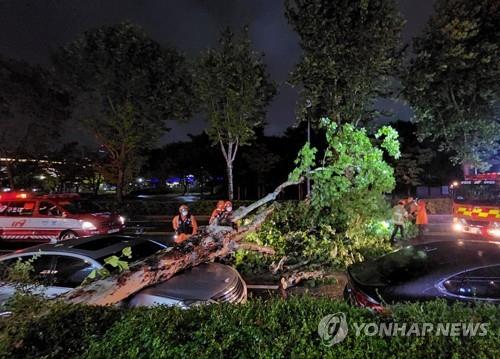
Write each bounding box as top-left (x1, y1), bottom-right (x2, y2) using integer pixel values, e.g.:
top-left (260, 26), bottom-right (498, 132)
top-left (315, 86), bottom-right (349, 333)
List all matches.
top-left (227, 161), bottom-right (234, 200)
top-left (93, 176), bottom-right (101, 196)
top-left (220, 139), bottom-right (238, 200)
top-left (116, 167), bottom-right (124, 202)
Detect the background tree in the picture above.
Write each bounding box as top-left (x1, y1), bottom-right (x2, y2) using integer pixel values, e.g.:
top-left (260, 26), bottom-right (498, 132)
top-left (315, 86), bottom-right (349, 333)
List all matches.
top-left (404, 0), bottom-right (500, 173)
top-left (48, 143), bottom-right (104, 194)
top-left (0, 57), bottom-right (70, 189)
top-left (393, 151), bottom-right (433, 195)
top-left (195, 28), bottom-right (276, 199)
top-left (285, 0), bottom-right (404, 125)
top-left (144, 133), bottom-right (223, 196)
top-left (239, 141), bottom-right (281, 199)
top-left (53, 23), bottom-right (193, 200)
top-left (390, 121), bottom-right (461, 193)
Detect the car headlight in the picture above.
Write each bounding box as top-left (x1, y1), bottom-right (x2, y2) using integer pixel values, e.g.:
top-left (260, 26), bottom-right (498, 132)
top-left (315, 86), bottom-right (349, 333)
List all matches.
top-left (81, 221), bottom-right (97, 230)
top-left (488, 228), bottom-right (500, 237)
top-left (488, 222), bottom-right (500, 237)
top-left (452, 218), bottom-right (466, 232)
top-left (119, 216), bottom-right (126, 225)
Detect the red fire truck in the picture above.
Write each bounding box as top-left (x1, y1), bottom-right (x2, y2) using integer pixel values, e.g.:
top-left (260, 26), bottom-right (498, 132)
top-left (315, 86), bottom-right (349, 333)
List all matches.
top-left (452, 173), bottom-right (500, 239)
top-left (0, 192), bottom-right (125, 243)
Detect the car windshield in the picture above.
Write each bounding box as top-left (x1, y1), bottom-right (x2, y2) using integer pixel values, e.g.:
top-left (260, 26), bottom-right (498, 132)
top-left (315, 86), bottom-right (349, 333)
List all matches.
top-left (60, 200), bottom-right (104, 214)
top-left (373, 246), bottom-right (445, 285)
top-left (454, 183), bottom-right (500, 205)
top-left (95, 241), bottom-right (165, 265)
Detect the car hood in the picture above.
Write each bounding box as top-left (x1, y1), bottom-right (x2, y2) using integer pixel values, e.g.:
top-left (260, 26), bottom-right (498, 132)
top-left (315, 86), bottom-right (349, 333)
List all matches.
top-left (135, 263), bottom-right (241, 301)
top-left (72, 212), bottom-right (119, 223)
top-left (348, 260), bottom-right (386, 287)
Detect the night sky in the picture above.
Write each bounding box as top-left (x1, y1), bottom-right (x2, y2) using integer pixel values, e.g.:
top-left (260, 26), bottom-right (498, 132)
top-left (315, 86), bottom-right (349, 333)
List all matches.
top-left (0, 0), bottom-right (435, 144)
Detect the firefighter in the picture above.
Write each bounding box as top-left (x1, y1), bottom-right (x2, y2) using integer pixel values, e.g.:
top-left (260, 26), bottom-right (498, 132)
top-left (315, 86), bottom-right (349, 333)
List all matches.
top-left (390, 200), bottom-right (408, 245)
top-left (416, 199), bottom-right (428, 237)
top-left (209, 200), bottom-right (226, 225)
top-left (172, 204), bottom-right (198, 243)
top-left (218, 201), bottom-right (234, 227)
top-left (405, 197), bottom-right (418, 221)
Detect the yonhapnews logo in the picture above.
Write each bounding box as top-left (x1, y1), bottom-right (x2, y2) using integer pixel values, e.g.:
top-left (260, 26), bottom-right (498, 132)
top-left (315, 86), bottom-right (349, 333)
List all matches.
top-left (318, 313), bottom-right (488, 346)
top-left (318, 312), bottom-right (348, 346)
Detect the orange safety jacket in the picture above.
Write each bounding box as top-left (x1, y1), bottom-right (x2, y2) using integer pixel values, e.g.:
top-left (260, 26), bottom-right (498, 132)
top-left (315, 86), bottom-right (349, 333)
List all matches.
top-left (416, 202), bottom-right (428, 225)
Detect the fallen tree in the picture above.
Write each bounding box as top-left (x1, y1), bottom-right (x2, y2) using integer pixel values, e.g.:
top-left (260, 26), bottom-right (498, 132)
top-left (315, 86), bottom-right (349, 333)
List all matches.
top-left (65, 178), bottom-right (303, 306)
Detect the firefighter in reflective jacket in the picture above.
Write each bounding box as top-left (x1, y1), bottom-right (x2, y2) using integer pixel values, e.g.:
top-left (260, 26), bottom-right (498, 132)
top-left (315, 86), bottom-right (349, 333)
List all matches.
top-left (172, 205), bottom-right (198, 243)
top-left (390, 200), bottom-right (408, 244)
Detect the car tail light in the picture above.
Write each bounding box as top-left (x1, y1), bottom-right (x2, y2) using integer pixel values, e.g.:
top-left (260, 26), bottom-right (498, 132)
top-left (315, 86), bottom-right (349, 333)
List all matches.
top-left (351, 286), bottom-right (385, 313)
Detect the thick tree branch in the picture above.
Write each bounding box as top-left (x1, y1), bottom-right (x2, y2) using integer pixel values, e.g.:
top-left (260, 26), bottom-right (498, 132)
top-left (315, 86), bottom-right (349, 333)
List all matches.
top-left (231, 176), bottom-right (304, 221)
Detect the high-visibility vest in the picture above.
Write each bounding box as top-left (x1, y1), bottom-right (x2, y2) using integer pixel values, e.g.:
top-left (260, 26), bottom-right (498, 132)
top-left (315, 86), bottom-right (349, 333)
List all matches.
top-left (392, 205), bottom-right (407, 225)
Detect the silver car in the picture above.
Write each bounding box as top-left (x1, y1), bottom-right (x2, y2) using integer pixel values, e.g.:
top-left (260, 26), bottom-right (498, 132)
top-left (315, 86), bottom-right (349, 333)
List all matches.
top-left (0, 235), bottom-right (247, 308)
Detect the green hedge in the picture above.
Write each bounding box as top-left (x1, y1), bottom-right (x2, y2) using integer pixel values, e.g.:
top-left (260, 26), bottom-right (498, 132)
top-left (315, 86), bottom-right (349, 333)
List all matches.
top-left (1, 296), bottom-right (499, 359)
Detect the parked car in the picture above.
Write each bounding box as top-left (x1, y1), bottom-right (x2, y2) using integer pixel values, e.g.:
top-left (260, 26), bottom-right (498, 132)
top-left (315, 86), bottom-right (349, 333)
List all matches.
top-left (0, 235), bottom-right (246, 308)
top-left (345, 240), bottom-right (500, 312)
top-left (0, 192), bottom-right (125, 242)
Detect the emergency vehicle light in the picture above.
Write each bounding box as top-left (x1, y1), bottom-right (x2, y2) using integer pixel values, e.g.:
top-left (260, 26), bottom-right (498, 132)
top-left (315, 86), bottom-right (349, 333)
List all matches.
top-left (0, 192), bottom-right (31, 200)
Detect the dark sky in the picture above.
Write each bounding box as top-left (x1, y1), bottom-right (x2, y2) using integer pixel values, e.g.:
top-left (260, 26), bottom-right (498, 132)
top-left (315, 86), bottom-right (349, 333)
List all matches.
top-left (0, 0), bottom-right (435, 144)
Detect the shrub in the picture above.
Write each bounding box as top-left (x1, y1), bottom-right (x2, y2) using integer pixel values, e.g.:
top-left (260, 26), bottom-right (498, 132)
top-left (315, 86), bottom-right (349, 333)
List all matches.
top-left (1, 296), bottom-right (498, 359)
top-left (0, 294), bottom-right (124, 359)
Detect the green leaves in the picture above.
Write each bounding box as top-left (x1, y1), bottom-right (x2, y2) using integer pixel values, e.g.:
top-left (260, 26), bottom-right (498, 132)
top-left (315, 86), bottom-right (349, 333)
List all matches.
top-left (375, 125), bottom-right (401, 159)
top-left (289, 142), bottom-right (317, 181)
top-left (249, 121), bottom-right (400, 269)
top-left (301, 121), bottom-right (398, 216)
top-left (404, 0), bottom-right (500, 169)
top-left (195, 28), bottom-right (276, 147)
top-left (54, 22), bottom-right (193, 123)
top-left (195, 27), bottom-right (276, 198)
top-left (53, 22), bottom-right (194, 199)
top-left (84, 247), bottom-right (132, 284)
top-left (286, 0), bottom-right (404, 125)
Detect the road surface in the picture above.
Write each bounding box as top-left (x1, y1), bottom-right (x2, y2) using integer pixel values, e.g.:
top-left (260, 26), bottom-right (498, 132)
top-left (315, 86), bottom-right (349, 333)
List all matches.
top-left (0, 213), bottom-right (473, 254)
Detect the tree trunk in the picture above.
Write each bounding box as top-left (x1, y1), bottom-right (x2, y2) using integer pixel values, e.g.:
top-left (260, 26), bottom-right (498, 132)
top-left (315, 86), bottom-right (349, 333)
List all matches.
top-left (5, 161), bottom-right (15, 190)
top-left (226, 161), bottom-right (234, 200)
top-left (93, 176), bottom-right (101, 196)
top-left (219, 140), bottom-right (238, 201)
top-left (199, 178), bottom-right (204, 199)
top-left (462, 162), bottom-right (471, 177)
top-left (116, 168), bottom-right (124, 202)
